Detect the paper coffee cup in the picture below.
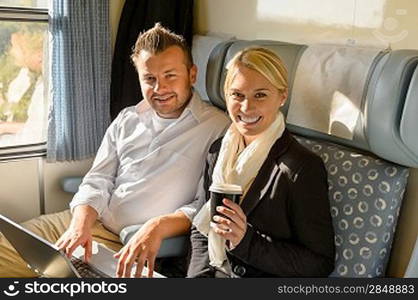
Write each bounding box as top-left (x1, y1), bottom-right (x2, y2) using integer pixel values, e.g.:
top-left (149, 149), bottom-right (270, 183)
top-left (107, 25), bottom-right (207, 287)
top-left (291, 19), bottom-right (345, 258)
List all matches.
top-left (209, 183), bottom-right (242, 219)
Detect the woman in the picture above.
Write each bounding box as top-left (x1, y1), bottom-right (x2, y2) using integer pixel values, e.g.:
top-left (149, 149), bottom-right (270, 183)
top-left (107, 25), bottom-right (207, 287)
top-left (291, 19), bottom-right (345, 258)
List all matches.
top-left (187, 47), bottom-right (335, 277)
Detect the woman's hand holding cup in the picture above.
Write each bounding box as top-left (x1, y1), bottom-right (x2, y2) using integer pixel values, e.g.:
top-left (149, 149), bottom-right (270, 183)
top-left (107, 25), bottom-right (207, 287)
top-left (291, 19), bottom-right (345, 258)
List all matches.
top-left (211, 198), bottom-right (247, 248)
top-left (209, 183), bottom-right (245, 248)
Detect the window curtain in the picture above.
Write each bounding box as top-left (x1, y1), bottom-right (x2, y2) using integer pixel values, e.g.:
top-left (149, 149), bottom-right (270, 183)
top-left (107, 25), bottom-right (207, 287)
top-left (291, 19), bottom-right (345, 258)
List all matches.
top-left (110, 0), bottom-right (194, 120)
top-left (47, 0), bottom-right (111, 161)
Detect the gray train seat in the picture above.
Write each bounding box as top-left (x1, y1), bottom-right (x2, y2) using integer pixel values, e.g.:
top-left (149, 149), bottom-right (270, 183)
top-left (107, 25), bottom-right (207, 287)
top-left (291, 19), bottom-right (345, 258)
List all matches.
top-left (295, 136), bottom-right (408, 276)
top-left (204, 39), bottom-right (418, 277)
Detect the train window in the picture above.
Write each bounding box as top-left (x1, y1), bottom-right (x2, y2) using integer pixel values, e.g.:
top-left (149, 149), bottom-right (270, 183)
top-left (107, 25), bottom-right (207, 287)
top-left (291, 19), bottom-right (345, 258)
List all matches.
top-left (0, 0), bottom-right (48, 160)
top-left (0, 0), bottom-right (48, 9)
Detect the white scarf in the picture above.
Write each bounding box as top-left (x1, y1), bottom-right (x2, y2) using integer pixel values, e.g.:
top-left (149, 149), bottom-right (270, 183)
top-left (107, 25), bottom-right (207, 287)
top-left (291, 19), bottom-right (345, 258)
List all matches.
top-left (193, 112), bottom-right (286, 270)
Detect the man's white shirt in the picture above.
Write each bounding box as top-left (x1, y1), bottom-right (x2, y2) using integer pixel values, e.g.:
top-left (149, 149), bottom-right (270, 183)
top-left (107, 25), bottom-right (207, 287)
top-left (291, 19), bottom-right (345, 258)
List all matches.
top-left (70, 92), bottom-right (230, 234)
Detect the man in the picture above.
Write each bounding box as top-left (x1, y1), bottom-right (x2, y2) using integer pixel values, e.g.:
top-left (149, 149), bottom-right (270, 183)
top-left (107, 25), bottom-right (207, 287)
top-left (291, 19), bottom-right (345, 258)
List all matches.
top-left (0, 23), bottom-right (229, 277)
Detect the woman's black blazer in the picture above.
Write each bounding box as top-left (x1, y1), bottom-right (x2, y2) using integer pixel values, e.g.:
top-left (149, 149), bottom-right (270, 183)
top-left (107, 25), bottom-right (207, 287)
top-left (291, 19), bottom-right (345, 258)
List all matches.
top-left (187, 129), bottom-right (335, 277)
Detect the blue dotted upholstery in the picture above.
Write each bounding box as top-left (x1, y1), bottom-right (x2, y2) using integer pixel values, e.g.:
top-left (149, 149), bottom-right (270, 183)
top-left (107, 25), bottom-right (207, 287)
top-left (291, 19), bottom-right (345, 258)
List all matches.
top-left (294, 134), bottom-right (409, 277)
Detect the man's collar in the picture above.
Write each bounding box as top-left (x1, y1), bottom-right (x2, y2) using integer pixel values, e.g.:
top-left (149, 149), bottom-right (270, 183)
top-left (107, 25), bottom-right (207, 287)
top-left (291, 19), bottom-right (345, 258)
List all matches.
top-left (180, 90), bottom-right (205, 123)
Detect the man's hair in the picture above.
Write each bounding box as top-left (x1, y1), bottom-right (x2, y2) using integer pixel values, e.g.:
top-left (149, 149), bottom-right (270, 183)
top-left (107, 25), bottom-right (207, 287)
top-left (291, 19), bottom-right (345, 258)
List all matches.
top-left (224, 47), bottom-right (288, 97)
top-left (131, 23), bottom-right (193, 68)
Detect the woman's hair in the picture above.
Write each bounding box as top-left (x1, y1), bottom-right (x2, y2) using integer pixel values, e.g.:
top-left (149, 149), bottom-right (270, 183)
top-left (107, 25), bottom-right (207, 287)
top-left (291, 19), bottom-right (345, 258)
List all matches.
top-left (224, 47), bottom-right (288, 97)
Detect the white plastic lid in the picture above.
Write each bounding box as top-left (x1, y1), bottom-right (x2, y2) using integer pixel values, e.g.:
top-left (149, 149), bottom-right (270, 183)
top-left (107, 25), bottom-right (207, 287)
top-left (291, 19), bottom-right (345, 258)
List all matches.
top-left (209, 183), bottom-right (242, 195)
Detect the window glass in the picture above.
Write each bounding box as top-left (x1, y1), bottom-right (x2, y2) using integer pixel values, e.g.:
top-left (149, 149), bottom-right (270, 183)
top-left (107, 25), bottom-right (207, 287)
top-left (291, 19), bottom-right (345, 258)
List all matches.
top-left (0, 21), bottom-right (48, 148)
top-left (0, 0), bottom-right (48, 9)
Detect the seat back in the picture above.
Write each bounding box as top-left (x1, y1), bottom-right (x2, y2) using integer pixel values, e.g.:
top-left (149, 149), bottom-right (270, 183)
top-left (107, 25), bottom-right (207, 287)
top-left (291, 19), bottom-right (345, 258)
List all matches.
top-left (295, 135), bottom-right (409, 277)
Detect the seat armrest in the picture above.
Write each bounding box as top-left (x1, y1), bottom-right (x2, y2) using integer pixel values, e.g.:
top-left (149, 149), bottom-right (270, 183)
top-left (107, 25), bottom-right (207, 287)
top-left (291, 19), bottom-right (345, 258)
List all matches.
top-left (61, 176), bottom-right (83, 194)
top-left (119, 224), bottom-right (189, 258)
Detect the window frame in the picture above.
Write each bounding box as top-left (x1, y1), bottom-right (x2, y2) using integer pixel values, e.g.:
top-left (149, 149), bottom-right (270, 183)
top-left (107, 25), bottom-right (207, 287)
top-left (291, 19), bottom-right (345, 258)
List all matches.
top-left (0, 5), bottom-right (48, 159)
top-left (0, 6), bottom-right (48, 22)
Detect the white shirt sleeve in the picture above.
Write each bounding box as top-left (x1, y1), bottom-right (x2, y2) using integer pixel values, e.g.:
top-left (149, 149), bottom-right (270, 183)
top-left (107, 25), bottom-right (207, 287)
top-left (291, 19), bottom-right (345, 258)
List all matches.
top-left (175, 176), bottom-right (206, 221)
top-left (69, 112), bottom-right (121, 217)
top-left (175, 113), bottom-right (229, 222)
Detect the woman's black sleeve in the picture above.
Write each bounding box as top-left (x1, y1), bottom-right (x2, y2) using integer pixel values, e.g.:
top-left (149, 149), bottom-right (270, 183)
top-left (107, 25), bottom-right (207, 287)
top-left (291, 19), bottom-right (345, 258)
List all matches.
top-left (229, 156), bottom-right (335, 277)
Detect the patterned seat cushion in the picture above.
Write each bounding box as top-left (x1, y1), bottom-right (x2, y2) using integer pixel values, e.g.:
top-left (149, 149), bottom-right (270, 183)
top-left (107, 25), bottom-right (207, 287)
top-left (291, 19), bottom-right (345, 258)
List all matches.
top-left (294, 134), bottom-right (409, 277)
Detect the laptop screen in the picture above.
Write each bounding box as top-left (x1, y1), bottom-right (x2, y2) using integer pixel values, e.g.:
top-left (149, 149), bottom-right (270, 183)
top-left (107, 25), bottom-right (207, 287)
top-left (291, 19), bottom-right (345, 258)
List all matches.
top-left (0, 214), bottom-right (78, 278)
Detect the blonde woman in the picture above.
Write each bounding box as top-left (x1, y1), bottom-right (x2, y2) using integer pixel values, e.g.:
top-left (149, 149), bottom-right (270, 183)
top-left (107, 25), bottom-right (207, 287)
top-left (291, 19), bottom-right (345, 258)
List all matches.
top-left (188, 48), bottom-right (335, 277)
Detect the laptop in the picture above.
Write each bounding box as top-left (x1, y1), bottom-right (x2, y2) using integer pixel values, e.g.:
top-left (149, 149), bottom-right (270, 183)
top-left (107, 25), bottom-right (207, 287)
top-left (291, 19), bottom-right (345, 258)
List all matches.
top-left (0, 214), bottom-right (165, 278)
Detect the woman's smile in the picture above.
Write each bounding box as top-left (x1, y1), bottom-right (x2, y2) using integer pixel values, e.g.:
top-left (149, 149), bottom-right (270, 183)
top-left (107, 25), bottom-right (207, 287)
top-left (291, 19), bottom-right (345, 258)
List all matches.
top-left (237, 114), bottom-right (262, 125)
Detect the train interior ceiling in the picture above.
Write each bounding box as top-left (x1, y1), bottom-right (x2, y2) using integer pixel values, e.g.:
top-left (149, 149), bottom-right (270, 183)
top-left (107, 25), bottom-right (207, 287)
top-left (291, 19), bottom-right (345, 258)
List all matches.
top-left (0, 0), bottom-right (417, 278)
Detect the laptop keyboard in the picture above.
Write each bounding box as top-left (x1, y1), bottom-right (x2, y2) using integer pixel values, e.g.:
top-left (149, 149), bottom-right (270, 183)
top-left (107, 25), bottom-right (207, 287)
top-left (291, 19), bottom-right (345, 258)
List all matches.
top-left (70, 257), bottom-right (106, 278)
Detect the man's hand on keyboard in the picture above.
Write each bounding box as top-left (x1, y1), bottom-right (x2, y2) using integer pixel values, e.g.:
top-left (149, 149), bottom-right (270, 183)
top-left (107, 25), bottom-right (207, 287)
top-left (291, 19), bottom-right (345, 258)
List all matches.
top-left (56, 225), bottom-right (93, 262)
top-left (114, 218), bottom-right (163, 278)
top-left (55, 205), bottom-right (98, 262)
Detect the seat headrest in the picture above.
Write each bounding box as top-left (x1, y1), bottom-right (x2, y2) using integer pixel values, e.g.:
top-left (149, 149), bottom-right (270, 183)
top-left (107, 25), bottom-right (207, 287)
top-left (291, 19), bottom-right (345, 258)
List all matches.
top-left (204, 39), bottom-right (418, 168)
